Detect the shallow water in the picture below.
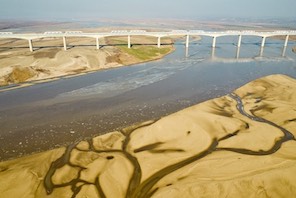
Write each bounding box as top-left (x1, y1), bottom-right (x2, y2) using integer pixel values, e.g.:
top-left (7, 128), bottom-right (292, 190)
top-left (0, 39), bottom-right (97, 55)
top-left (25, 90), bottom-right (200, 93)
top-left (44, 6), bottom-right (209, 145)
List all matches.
top-left (0, 36), bottom-right (295, 160)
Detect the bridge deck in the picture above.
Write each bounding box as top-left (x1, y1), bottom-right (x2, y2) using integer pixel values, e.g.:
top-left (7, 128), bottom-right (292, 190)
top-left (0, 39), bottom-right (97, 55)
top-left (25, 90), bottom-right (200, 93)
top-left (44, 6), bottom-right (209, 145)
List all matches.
top-left (0, 30), bottom-right (295, 52)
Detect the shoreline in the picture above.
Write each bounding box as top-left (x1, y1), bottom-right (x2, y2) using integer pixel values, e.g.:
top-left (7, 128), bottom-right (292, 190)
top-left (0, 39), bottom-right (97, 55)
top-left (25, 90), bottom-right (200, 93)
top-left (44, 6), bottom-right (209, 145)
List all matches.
top-left (0, 74), bottom-right (295, 197)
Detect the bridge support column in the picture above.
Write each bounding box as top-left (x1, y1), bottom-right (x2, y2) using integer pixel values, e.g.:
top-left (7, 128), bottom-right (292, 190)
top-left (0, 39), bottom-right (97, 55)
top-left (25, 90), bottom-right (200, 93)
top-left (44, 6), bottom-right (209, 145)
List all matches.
top-left (282, 46), bottom-right (287, 57)
top-left (261, 36), bottom-right (266, 47)
top-left (259, 47), bottom-right (264, 57)
top-left (185, 47), bottom-right (189, 57)
top-left (63, 36), bottom-right (67, 50)
top-left (28, 39), bottom-right (33, 52)
top-left (237, 35), bottom-right (242, 47)
top-left (284, 35), bottom-right (289, 47)
top-left (212, 36), bottom-right (217, 48)
top-left (157, 37), bottom-right (161, 48)
top-left (236, 47), bottom-right (240, 59)
top-left (186, 35), bottom-right (190, 48)
top-left (128, 35), bottom-right (131, 48)
top-left (96, 37), bottom-right (100, 49)
top-left (211, 47), bottom-right (216, 59)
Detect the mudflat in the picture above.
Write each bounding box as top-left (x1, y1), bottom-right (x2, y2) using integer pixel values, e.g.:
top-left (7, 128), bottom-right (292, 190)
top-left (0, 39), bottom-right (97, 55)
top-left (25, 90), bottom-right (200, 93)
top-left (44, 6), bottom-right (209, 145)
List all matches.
top-left (0, 74), bottom-right (295, 197)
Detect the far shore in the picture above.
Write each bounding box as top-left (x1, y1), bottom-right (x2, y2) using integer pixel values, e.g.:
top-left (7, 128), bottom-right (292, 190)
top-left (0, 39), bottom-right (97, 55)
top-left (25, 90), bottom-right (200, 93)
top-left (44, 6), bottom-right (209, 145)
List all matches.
top-left (0, 31), bottom-right (184, 88)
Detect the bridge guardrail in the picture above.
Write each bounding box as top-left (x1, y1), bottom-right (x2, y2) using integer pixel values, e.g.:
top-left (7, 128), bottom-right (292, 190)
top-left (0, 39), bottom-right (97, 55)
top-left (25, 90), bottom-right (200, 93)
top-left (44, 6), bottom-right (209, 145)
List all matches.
top-left (65, 31), bottom-right (83, 34)
top-left (44, 31), bottom-right (63, 34)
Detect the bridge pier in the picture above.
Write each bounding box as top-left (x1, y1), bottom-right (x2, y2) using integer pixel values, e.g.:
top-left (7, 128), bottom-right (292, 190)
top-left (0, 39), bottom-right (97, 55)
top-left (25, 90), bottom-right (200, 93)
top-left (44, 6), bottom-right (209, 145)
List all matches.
top-left (186, 35), bottom-right (190, 48)
top-left (212, 36), bottom-right (217, 48)
top-left (259, 47), bottom-right (264, 57)
top-left (236, 47), bottom-right (240, 59)
top-left (211, 47), bottom-right (216, 59)
top-left (128, 35), bottom-right (131, 48)
top-left (282, 46), bottom-right (287, 57)
top-left (284, 35), bottom-right (289, 47)
top-left (28, 39), bottom-right (33, 52)
top-left (63, 36), bottom-right (67, 50)
top-left (96, 37), bottom-right (100, 49)
top-left (237, 35), bottom-right (242, 47)
top-left (261, 36), bottom-right (266, 47)
top-left (157, 37), bottom-right (161, 48)
top-left (185, 46), bottom-right (189, 57)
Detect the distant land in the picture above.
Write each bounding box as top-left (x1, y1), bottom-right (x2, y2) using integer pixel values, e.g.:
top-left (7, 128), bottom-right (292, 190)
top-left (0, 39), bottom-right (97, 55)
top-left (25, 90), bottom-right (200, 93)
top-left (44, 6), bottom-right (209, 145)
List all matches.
top-left (1, 18), bottom-right (296, 32)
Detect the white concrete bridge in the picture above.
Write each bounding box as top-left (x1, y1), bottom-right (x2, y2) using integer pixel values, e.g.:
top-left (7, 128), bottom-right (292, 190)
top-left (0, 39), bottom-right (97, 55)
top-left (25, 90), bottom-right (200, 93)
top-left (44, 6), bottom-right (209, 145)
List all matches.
top-left (0, 30), bottom-right (295, 52)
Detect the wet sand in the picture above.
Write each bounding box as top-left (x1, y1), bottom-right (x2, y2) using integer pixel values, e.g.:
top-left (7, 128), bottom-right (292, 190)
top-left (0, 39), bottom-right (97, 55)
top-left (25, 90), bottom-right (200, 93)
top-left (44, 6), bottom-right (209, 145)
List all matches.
top-left (0, 74), bottom-right (295, 197)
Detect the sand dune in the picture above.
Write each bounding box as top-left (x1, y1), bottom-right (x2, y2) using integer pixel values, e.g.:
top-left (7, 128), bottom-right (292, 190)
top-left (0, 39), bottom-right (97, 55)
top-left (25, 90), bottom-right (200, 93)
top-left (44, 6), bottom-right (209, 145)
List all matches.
top-left (0, 74), bottom-right (296, 197)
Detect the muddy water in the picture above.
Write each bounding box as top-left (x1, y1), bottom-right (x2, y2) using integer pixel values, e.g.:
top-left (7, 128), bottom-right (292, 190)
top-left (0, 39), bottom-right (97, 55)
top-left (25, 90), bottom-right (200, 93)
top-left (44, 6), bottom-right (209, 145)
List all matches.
top-left (0, 36), bottom-right (296, 161)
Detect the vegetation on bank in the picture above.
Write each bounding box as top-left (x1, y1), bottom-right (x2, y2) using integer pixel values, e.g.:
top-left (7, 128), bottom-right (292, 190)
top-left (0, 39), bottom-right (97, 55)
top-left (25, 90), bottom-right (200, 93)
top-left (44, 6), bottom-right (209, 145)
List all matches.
top-left (4, 67), bottom-right (36, 85)
top-left (107, 37), bottom-right (174, 63)
top-left (119, 45), bottom-right (171, 61)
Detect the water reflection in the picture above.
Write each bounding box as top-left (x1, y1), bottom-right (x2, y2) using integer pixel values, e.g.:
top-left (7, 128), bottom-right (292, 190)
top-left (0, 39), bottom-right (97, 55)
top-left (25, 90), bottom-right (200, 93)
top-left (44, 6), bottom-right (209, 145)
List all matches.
top-left (259, 47), bottom-right (264, 57)
top-left (282, 46), bottom-right (287, 57)
top-left (236, 47), bottom-right (240, 59)
top-left (186, 43), bottom-right (290, 63)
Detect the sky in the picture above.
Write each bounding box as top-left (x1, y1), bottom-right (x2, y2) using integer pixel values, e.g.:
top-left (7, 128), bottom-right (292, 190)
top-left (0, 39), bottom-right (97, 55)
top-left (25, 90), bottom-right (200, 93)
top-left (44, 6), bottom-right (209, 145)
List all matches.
top-left (0, 0), bottom-right (296, 21)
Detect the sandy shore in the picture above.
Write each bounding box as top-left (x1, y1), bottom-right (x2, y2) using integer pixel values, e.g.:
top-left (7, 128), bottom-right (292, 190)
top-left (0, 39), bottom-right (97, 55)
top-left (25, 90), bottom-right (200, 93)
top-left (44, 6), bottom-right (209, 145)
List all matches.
top-left (0, 74), bottom-right (295, 197)
top-left (0, 35), bottom-right (175, 87)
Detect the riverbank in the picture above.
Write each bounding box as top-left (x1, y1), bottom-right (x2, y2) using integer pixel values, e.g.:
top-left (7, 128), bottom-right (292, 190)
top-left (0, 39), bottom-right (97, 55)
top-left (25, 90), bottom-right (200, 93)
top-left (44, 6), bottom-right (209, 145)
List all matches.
top-left (0, 36), bottom-right (175, 87)
top-left (0, 74), bottom-right (295, 197)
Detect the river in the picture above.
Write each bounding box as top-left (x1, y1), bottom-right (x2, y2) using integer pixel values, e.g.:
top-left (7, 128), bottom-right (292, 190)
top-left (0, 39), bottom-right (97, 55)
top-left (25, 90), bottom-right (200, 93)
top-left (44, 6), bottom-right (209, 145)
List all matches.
top-left (0, 36), bottom-right (295, 160)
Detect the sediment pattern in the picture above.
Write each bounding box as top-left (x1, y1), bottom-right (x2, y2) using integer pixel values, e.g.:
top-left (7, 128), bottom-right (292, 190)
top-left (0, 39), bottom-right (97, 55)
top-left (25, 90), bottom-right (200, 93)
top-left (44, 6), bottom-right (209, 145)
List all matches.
top-left (1, 74), bottom-right (296, 197)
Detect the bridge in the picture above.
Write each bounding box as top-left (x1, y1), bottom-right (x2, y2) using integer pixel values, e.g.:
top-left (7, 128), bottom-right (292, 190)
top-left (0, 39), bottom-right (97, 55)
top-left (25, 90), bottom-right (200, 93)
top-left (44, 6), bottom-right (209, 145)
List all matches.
top-left (0, 30), bottom-right (295, 52)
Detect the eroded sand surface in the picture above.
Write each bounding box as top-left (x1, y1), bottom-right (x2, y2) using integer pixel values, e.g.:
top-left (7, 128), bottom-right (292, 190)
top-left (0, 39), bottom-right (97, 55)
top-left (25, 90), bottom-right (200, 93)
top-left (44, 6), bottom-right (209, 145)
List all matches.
top-left (0, 74), bottom-right (296, 197)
